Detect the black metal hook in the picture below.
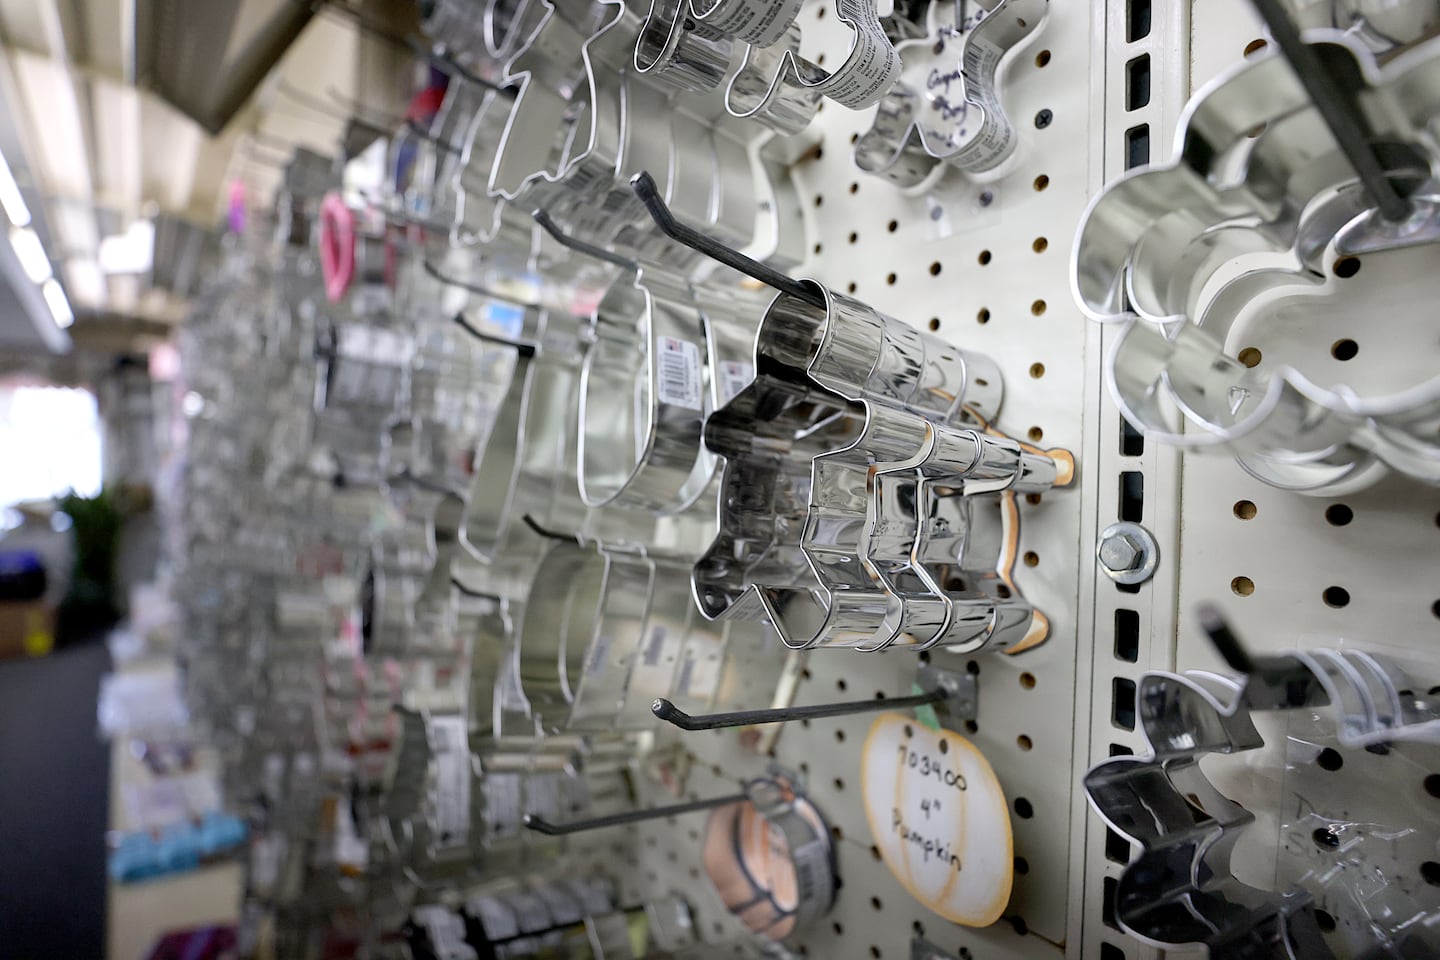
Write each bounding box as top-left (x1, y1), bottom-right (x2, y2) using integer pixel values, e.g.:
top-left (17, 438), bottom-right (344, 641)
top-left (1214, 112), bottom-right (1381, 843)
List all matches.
top-left (629, 171), bottom-right (825, 309)
top-left (532, 209), bottom-right (638, 271)
top-left (523, 791), bottom-right (747, 835)
top-left (653, 687), bottom-right (949, 731)
top-left (1196, 603), bottom-right (1256, 674)
top-left (450, 577), bottom-right (502, 603)
top-left (522, 514), bottom-right (579, 543)
top-left (1248, 0), bottom-right (1412, 222)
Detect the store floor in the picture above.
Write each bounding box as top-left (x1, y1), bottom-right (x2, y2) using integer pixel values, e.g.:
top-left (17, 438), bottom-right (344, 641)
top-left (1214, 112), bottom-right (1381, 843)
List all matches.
top-left (0, 637), bottom-right (111, 958)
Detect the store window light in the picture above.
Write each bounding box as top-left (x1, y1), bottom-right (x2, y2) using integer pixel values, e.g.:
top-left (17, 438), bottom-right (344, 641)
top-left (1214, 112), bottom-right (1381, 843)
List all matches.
top-left (11, 225), bottom-right (52, 283)
top-left (98, 218), bottom-right (154, 275)
top-left (0, 385), bottom-right (102, 509)
top-left (41, 278), bottom-right (73, 328)
top-left (0, 148), bottom-right (31, 226)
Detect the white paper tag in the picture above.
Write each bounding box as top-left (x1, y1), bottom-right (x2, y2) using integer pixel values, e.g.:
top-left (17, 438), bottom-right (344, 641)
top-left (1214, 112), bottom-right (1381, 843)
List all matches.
top-left (427, 714), bottom-right (471, 847)
top-left (654, 337), bottom-right (703, 411)
top-left (718, 360), bottom-right (754, 406)
top-left (415, 905), bottom-right (478, 960)
top-left (861, 713), bottom-right (1012, 926)
top-left (467, 896), bottom-right (519, 941)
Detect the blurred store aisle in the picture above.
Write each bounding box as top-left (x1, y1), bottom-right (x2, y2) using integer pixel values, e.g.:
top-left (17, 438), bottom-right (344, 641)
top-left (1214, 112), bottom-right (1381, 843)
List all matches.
top-left (0, 636), bottom-right (111, 957)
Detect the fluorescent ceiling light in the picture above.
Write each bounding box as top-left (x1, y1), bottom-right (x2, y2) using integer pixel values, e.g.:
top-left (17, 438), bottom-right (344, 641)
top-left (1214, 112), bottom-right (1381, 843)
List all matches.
top-left (64, 257), bottom-right (106, 308)
top-left (41, 278), bottom-right (73, 328)
top-left (10, 226), bottom-right (52, 283)
top-left (98, 218), bottom-right (154, 275)
top-left (0, 149), bottom-right (31, 226)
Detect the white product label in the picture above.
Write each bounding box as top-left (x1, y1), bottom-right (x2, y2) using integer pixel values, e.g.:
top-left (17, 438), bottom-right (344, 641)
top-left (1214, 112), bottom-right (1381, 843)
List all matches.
top-left (697, 0), bottom-right (802, 48)
top-left (642, 626), bottom-right (668, 667)
top-left (467, 896), bottom-right (519, 942)
top-left (654, 337), bottom-right (703, 411)
top-left (814, 0), bottom-right (901, 109)
top-left (718, 360), bottom-right (754, 406)
top-left (860, 713), bottom-right (1012, 926)
top-left (483, 773), bottom-right (522, 837)
top-left (428, 714), bottom-right (471, 847)
top-left (415, 905), bottom-right (478, 960)
top-left (585, 633), bottom-right (615, 678)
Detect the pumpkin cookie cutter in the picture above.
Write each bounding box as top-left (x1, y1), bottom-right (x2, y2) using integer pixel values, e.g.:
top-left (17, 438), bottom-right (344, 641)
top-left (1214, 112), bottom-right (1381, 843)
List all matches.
top-left (853, 0), bottom-right (1048, 187)
top-left (1070, 30), bottom-right (1440, 494)
top-left (1084, 606), bottom-right (1440, 958)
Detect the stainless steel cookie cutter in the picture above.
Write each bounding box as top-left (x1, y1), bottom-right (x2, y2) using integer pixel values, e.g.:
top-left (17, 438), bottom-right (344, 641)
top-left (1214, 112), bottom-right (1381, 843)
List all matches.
top-left (725, 0), bottom-right (901, 135)
top-left (854, 0), bottom-right (1048, 186)
top-left (632, 0), bottom-right (803, 92)
top-left (1085, 608), bottom-right (1440, 959)
top-left (1071, 31), bottom-right (1440, 494)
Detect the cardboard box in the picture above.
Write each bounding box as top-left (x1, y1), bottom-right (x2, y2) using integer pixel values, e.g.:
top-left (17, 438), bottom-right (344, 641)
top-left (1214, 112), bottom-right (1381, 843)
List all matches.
top-left (0, 600), bottom-right (55, 658)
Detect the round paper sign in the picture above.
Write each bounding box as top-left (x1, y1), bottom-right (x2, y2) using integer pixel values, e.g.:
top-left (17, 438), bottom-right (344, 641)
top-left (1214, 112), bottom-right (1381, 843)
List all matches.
top-left (861, 713), bottom-right (1013, 926)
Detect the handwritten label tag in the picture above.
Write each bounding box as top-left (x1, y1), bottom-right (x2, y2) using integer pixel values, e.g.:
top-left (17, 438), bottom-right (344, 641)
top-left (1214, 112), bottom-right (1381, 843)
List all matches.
top-left (861, 713), bottom-right (1012, 926)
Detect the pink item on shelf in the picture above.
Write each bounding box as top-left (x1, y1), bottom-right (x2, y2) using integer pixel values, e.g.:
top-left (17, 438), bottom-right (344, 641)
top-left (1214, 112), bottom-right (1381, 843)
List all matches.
top-left (319, 192), bottom-right (356, 303)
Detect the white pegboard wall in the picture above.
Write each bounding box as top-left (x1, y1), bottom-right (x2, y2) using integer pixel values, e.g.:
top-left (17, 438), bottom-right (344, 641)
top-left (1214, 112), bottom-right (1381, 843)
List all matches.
top-left (624, 0), bottom-right (1101, 956)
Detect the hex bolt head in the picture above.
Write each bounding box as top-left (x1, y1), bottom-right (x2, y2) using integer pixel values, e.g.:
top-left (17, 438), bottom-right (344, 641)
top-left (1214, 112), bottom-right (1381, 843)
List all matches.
top-left (1097, 521), bottom-right (1159, 585)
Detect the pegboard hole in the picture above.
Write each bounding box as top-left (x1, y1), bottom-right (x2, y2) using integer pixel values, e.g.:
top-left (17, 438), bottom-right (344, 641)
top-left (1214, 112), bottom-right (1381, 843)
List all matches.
top-left (849, 132), bottom-right (858, 143)
top-left (870, 949), bottom-right (882, 959)
top-left (966, 660), bottom-right (980, 675)
top-left (1325, 504), bottom-right (1353, 526)
top-left (1333, 256), bottom-right (1362, 278)
top-left (1322, 586), bottom-right (1350, 608)
top-left (1014, 856), bottom-right (1030, 874)
top-left (1244, 38), bottom-right (1268, 57)
top-left (834, 729), bottom-right (846, 743)
top-left (1315, 909), bottom-right (1337, 933)
top-left (927, 317), bottom-right (940, 332)
top-left (1029, 362), bottom-right (1045, 378)
top-left (833, 922), bottom-right (844, 935)
top-left (1030, 299), bottom-right (1047, 316)
top-left (1033, 174), bottom-right (1049, 191)
top-left (848, 231), bottom-right (858, 244)
top-left (1331, 338), bottom-right (1359, 361)
top-left (813, 242), bottom-right (822, 254)
top-left (964, 719), bottom-right (978, 734)
top-left (814, 194), bottom-right (824, 207)
top-left (834, 777), bottom-right (845, 791)
top-left (1238, 347), bottom-right (1263, 367)
top-left (976, 308), bottom-right (990, 324)
top-left (1027, 426), bottom-right (1044, 442)
top-left (1025, 492), bottom-right (1042, 505)
top-left (849, 181), bottom-right (859, 194)
top-left (929, 261), bottom-right (942, 276)
top-left (912, 921), bottom-right (925, 937)
top-left (1014, 797), bottom-right (1034, 819)
top-left (1433, 599), bottom-right (1440, 619)
top-left (871, 896), bottom-right (883, 911)
top-left (978, 250), bottom-right (992, 265)
top-left (1009, 916), bottom-right (1028, 936)
top-left (846, 282), bottom-right (857, 294)
top-left (831, 825), bottom-right (844, 841)
top-left (1423, 773), bottom-right (1440, 798)
top-left (870, 844), bottom-right (882, 861)
top-left (887, 219), bottom-right (898, 232)
top-left (836, 678), bottom-right (848, 691)
top-left (1016, 734), bottom-right (1033, 751)
top-left (1233, 500), bottom-right (1257, 520)
top-left (1023, 551), bottom-right (1039, 567)
top-left (1035, 49), bottom-right (1051, 68)
top-left (1317, 747), bottom-right (1345, 771)
top-left (886, 272), bottom-right (897, 285)
top-left (1422, 861), bottom-right (1440, 886)
top-left (1019, 672), bottom-right (1036, 689)
top-left (1032, 237), bottom-right (1048, 253)
top-left (1231, 576), bottom-right (1255, 597)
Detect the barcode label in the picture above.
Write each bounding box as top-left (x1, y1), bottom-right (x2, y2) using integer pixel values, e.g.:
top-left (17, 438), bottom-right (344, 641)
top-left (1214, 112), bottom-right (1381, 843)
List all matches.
top-left (585, 633), bottom-right (614, 678)
top-left (718, 360), bottom-right (753, 406)
top-left (655, 337), bottom-right (703, 411)
top-left (675, 654), bottom-right (696, 695)
top-left (427, 715), bottom-right (470, 846)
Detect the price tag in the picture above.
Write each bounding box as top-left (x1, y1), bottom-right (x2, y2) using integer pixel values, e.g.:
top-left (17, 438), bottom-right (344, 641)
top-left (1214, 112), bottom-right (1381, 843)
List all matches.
top-left (861, 713), bottom-right (1012, 926)
top-left (654, 337), bottom-right (703, 411)
top-left (427, 714), bottom-right (471, 847)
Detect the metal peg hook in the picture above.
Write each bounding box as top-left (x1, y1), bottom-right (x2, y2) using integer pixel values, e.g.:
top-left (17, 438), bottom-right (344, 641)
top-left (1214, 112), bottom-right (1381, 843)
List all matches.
top-left (654, 666), bottom-right (977, 731)
top-left (1248, 0), bottom-right (1413, 223)
top-left (522, 513), bottom-right (579, 543)
top-left (629, 171), bottom-right (825, 309)
top-left (523, 791), bottom-right (748, 835)
top-left (1196, 603), bottom-right (1256, 674)
top-left (533, 209), bottom-right (638, 271)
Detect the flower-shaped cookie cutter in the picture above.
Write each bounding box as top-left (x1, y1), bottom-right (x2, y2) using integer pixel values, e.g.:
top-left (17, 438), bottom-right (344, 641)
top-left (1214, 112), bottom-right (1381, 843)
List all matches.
top-left (1071, 31), bottom-right (1440, 494)
top-left (854, 0), bottom-right (1048, 186)
top-left (632, 0), bottom-right (802, 92)
top-left (725, 0), bottom-right (902, 135)
top-left (1085, 607), bottom-right (1440, 958)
